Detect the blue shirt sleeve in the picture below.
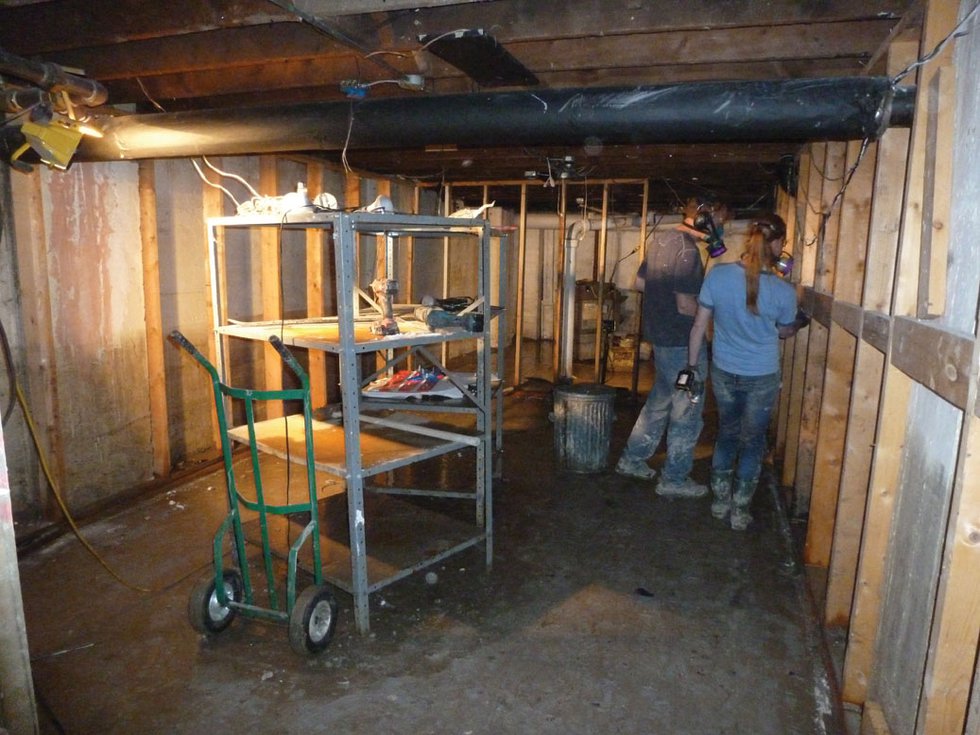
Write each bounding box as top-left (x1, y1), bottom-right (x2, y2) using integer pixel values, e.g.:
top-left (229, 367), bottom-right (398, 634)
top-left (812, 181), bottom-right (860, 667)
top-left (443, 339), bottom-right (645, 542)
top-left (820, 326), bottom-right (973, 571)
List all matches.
top-left (774, 281), bottom-right (798, 326)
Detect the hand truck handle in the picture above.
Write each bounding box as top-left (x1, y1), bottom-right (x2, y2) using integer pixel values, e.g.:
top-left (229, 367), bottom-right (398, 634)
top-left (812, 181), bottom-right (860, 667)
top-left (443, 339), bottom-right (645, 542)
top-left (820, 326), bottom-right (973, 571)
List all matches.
top-left (169, 329), bottom-right (200, 359)
top-left (268, 335), bottom-right (307, 381)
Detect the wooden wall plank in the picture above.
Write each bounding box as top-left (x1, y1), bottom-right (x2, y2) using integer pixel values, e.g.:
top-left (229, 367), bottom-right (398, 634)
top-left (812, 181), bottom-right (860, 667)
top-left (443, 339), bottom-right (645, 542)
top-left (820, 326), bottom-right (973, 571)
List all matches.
top-left (832, 301), bottom-right (863, 336)
top-left (917, 64), bottom-right (954, 319)
top-left (10, 172), bottom-right (63, 516)
top-left (862, 43), bottom-right (917, 314)
top-left (805, 133), bottom-right (872, 578)
top-left (811, 291), bottom-right (833, 328)
top-left (781, 147), bottom-right (819, 495)
top-left (795, 143), bottom-right (846, 512)
top-left (804, 320), bottom-right (856, 571)
top-left (861, 701), bottom-right (893, 735)
top-left (842, 367), bottom-right (912, 705)
top-left (919, 415), bottom-right (980, 733)
top-left (138, 161), bottom-right (172, 477)
top-left (891, 316), bottom-right (972, 410)
top-left (863, 311), bottom-right (890, 353)
top-left (828, 340), bottom-right (885, 636)
top-left (202, 170), bottom-right (225, 450)
top-left (775, 185), bottom-right (798, 458)
top-left (260, 156), bottom-right (283, 418)
top-left (306, 161), bottom-right (328, 409)
top-left (835, 138), bottom-right (878, 305)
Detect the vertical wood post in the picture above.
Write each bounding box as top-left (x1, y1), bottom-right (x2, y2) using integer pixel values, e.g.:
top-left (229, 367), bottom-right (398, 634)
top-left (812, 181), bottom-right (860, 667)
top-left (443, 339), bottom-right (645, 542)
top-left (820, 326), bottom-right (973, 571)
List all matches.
top-left (138, 162), bottom-right (172, 477)
top-left (11, 171), bottom-right (63, 517)
top-left (0, 421), bottom-right (39, 734)
top-left (306, 162), bottom-right (328, 408)
top-left (514, 183), bottom-right (528, 386)
top-left (260, 156), bottom-right (283, 418)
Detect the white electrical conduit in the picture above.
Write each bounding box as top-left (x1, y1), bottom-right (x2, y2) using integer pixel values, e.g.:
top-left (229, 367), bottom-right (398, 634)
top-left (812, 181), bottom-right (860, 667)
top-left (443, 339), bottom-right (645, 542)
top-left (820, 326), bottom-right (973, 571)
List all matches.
top-left (560, 218), bottom-right (592, 380)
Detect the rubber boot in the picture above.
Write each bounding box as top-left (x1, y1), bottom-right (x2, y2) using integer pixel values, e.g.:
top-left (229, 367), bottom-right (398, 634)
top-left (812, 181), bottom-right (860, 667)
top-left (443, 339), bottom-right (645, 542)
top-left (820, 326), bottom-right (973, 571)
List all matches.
top-left (709, 470), bottom-right (733, 520)
top-left (730, 477), bottom-right (758, 531)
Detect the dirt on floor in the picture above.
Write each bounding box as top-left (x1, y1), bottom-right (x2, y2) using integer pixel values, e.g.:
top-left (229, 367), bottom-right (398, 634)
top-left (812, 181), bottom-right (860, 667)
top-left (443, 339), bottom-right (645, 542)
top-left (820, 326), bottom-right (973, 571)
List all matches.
top-left (17, 384), bottom-right (841, 735)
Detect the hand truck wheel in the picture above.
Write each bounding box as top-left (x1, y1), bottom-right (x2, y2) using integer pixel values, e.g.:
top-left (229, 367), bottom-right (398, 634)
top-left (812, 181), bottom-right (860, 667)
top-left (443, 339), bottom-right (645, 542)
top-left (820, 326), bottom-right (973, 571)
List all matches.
top-left (288, 584), bottom-right (338, 656)
top-left (188, 569), bottom-right (243, 635)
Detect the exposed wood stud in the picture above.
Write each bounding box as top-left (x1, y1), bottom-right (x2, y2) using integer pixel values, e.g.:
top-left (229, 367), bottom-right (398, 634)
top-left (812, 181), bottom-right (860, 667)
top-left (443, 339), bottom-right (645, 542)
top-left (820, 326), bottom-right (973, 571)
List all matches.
top-left (138, 161), bottom-right (172, 477)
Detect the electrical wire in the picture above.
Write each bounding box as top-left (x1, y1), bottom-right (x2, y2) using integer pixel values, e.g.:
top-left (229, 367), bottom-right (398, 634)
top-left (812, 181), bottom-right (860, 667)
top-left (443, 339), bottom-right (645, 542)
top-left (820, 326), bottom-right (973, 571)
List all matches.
top-left (341, 101), bottom-right (355, 173)
top-left (191, 159), bottom-right (242, 209)
top-left (891, 1), bottom-right (980, 84)
top-left (16, 380), bottom-right (152, 593)
top-left (0, 302), bottom-right (17, 426)
top-left (796, 2), bottom-right (980, 253)
top-left (202, 157), bottom-right (261, 199)
top-left (419, 28), bottom-right (472, 50)
top-left (1, 315), bottom-right (211, 593)
top-left (135, 77), bottom-right (166, 112)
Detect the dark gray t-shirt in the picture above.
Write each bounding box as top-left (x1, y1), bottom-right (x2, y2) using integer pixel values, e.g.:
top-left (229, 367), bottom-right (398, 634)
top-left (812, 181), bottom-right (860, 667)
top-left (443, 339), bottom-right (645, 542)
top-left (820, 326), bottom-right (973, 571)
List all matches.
top-left (636, 227), bottom-right (704, 347)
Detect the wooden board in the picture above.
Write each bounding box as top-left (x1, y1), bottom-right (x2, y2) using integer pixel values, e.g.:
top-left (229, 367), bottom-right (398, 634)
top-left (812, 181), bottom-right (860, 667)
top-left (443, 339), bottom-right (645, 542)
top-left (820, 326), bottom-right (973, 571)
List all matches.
top-left (891, 316), bottom-right (972, 411)
top-left (227, 414), bottom-right (471, 478)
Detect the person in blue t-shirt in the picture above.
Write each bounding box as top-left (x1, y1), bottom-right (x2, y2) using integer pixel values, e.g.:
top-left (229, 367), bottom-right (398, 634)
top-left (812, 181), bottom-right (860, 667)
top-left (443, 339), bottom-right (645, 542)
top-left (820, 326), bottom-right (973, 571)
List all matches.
top-left (684, 213), bottom-right (809, 530)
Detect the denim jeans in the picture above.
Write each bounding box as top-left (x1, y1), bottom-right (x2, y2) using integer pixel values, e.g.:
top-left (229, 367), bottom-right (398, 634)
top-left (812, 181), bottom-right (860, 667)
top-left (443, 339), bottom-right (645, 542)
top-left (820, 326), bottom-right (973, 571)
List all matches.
top-left (621, 344), bottom-right (706, 483)
top-left (709, 366), bottom-right (781, 482)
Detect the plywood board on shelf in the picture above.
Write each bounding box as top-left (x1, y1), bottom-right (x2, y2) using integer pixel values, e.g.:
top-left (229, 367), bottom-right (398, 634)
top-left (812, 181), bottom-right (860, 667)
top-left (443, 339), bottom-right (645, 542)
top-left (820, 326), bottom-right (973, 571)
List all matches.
top-left (227, 414), bottom-right (471, 477)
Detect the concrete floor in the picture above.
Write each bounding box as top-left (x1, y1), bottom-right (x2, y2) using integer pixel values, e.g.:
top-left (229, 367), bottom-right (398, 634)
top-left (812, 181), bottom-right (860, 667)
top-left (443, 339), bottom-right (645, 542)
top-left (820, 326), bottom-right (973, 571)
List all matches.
top-left (16, 344), bottom-right (843, 734)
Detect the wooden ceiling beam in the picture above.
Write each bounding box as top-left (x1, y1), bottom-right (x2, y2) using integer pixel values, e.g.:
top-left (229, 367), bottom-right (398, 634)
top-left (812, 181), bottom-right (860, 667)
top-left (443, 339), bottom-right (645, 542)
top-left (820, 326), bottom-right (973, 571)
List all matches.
top-left (380, 0), bottom-right (908, 45)
top-left (0, 0), bottom-right (289, 55)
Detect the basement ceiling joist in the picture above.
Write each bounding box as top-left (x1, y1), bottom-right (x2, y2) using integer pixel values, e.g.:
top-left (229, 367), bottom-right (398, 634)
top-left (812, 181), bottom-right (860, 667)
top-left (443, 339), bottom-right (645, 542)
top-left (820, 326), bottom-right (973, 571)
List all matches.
top-left (0, 0), bottom-right (921, 213)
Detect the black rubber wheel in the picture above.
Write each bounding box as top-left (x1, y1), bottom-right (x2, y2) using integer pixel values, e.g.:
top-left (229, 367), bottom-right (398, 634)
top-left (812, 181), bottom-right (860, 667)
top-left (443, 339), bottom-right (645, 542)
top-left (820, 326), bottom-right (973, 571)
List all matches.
top-left (288, 585), bottom-right (338, 656)
top-left (188, 570), bottom-right (242, 635)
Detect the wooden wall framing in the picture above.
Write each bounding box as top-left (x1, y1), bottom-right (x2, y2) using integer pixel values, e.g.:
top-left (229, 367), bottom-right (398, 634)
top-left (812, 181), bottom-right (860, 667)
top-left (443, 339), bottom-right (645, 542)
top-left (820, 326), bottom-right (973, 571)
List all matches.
top-left (772, 2), bottom-right (980, 732)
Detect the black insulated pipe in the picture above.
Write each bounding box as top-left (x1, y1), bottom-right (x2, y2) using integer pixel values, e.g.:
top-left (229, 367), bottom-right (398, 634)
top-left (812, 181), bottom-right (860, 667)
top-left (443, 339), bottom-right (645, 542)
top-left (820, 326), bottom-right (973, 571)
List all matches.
top-left (0, 47), bottom-right (108, 107)
top-left (78, 77), bottom-right (914, 162)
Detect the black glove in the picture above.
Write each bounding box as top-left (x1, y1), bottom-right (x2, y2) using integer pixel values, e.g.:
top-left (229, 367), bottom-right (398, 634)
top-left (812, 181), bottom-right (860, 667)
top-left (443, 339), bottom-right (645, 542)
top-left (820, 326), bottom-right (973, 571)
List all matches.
top-left (676, 366), bottom-right (703, 404)
top-left (794, 307), bottom-right (811, 330)
top-left (675, 366), bottom-right (697, 391)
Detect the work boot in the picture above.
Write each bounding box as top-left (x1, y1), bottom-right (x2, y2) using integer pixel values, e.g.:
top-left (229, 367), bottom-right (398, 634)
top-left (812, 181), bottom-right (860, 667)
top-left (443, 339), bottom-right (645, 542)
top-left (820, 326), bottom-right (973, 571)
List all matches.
top-left (615, 456), bottom-right (657, 480)
top-left (730, 477), bottom-right (758, 531)
top-left (655, 477), bottom-right (708, 498)
top-left (709, 470), bottom-right (734, 520)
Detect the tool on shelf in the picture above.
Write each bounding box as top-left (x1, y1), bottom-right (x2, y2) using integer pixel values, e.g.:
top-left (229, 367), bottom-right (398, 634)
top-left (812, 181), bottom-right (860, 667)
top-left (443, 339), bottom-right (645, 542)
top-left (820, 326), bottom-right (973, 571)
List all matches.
top-left (370, 277), bottom-right (400, 335)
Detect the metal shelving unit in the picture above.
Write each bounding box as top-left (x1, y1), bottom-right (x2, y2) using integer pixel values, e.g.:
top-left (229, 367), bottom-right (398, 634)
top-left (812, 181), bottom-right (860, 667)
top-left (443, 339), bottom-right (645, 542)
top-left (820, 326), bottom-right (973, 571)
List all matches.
top-left (206, 210), bottom-right (495, 633)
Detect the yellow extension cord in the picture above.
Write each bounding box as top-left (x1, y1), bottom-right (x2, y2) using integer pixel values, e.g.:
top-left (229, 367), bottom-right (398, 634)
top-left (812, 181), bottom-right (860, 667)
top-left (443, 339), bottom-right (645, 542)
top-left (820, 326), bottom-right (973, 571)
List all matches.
top-left (16, 381), bottom-right (204, 594)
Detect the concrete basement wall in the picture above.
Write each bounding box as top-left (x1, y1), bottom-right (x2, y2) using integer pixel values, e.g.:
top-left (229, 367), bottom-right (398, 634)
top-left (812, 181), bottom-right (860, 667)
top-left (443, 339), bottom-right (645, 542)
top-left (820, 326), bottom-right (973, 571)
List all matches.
top-left (9, 163), bottom-right (154, 515)
top-left (0, 153), bottom-right (450, 525)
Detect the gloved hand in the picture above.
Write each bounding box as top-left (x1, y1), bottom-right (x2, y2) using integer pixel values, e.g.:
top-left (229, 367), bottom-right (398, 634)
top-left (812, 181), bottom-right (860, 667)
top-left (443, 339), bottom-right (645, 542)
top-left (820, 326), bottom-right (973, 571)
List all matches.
top-left (676, 366), bottom-right (704, 404)
top-left (794, 307), bottom-right (811, 330)
top-left (675, 366), bottom-right (696, 390)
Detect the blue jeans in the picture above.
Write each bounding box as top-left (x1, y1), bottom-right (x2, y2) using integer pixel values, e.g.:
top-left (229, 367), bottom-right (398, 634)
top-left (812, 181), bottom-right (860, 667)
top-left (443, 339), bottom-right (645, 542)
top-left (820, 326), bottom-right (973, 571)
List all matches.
top-left (710, 366), bottom-right (781, 482)
top-left (621, 344), bottom-right (706, 483)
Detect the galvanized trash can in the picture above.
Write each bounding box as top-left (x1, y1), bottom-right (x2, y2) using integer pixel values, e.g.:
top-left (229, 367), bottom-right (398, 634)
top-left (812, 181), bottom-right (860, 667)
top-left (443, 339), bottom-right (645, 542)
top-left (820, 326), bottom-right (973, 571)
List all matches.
top-left (552, 383), bottom-right (617, 473)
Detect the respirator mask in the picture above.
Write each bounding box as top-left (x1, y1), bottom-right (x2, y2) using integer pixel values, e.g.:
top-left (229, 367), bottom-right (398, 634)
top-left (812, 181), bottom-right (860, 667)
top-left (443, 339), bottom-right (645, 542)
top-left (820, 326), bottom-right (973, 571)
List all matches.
top-left (773, 251), bottom-right (794, 277)
top-left (692, 207), bottom-right (727, 258)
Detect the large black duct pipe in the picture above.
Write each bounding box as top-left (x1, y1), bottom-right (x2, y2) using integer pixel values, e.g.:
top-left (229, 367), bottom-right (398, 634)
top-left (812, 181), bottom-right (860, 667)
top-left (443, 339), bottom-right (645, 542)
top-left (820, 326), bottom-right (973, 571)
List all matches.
top-left (78, 77), bottom-right (914, 162)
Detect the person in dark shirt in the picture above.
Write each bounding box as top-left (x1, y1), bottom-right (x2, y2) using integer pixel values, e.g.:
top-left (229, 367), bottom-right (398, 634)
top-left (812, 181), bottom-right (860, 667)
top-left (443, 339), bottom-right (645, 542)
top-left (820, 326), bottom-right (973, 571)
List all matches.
top-left (614, 198), bottom-right (726, 498)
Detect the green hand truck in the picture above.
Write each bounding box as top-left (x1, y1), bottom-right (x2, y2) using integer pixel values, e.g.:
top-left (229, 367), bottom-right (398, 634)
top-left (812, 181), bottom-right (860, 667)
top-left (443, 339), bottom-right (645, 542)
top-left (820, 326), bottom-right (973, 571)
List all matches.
top-left (170, 330), bottom-right (338, 656)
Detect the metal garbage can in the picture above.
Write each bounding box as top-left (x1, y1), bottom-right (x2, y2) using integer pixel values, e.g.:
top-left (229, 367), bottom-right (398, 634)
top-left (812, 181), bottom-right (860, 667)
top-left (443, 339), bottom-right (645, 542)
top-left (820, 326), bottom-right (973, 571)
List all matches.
top-left (552, 383), bottom-right (617, 473)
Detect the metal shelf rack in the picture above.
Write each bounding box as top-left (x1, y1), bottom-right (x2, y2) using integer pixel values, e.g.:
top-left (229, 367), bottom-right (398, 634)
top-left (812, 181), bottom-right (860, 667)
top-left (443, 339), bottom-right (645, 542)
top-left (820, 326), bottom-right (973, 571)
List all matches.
top-left (206, 210), bottom-right (495, 633)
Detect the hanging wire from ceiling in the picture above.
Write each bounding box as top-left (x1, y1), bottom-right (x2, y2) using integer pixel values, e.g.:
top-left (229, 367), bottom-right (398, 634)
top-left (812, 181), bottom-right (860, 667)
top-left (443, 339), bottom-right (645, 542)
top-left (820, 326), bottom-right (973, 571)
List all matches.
top-left (794, 1), bottom-right (980, 251)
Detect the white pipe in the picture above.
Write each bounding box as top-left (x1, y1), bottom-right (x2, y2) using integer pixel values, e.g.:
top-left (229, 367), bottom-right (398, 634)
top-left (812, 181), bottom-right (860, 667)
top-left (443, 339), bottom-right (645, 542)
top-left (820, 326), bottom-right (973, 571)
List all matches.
top-left (560, 218), bottom-right (591, 379)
